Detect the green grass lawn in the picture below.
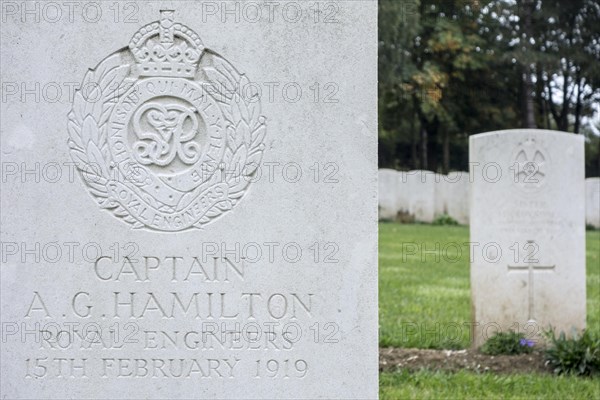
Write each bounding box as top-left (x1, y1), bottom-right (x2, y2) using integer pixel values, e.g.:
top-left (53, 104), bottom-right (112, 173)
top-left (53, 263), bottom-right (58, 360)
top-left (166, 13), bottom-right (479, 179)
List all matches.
top-left (380, 369), bottom-right (600, 399)
top-left (379, 223), bottom-right (600, 399)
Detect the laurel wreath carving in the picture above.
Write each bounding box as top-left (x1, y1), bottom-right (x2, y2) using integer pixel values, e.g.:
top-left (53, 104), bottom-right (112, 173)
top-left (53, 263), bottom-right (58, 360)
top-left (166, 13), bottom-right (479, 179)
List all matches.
top-left (68, 52), bottom-right (266, 230)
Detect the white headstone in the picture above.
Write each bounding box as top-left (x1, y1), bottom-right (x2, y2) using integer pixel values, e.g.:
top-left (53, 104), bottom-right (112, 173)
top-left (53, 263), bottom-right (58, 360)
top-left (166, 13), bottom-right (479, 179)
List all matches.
top-left (0, 3), bottom-right (378, 398)
top-left (378, 169), bottom-right (400, 221)
top-left (470, 129), bottom-right (585, 347)
top-left (397, 171), bottom-right (411, 220)
top-left (446, 172), bottom-right (470, 225)
top-left (407, 170), bottom-right (436, 223)
top-left (434, 173), bottom-right (448, 218)
top-left (585, 178), bottom-right (600, 229)
top-left (378, 169), bottom-right (412, 222)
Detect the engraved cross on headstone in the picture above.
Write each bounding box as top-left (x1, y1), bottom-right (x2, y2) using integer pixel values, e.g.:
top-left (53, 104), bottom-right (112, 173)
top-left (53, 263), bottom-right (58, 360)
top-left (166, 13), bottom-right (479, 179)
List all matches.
top-left (507, 240), bottom-right (555, 321)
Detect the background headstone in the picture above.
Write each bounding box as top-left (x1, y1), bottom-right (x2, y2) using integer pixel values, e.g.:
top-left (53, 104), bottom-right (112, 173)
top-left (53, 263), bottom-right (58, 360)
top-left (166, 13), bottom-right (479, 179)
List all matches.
top-left (434, 173), bottom-right (448, 218)
top-left (379, 169), bottom-right (401, 220)
top-left (0, 2), bottom-right (378, 398)
top-left (407, 170), bottom-right (436, 223)
top-left (396, 171), bottom-right (411, 221)
top-left (407, 170), bottom-right (435, 222)
top-left (446, 172), bottom-right (470, 225)
top-left (378, 169), bottom-right (410, 222)
top-left (585, 178), bottom-right (600, 229)
top-left (470, 129), bottom-right (585, 347)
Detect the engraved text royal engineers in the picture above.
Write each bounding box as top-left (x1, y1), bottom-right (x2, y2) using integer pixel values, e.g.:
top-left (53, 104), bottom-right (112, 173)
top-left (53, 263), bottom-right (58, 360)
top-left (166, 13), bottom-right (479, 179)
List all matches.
top-left (68, 10), bottom-right (266, 232)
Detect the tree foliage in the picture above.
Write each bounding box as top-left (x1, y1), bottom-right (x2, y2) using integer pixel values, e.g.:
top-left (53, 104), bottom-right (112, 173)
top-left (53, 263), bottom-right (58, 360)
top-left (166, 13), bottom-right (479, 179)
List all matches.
top-left (379, 0), bottom-right (600, 176)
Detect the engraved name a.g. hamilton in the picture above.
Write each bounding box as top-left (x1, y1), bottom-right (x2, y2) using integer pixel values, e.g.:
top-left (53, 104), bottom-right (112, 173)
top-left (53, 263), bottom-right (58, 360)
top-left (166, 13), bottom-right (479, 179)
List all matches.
top-left (68, 10), bottom-right (266, 232)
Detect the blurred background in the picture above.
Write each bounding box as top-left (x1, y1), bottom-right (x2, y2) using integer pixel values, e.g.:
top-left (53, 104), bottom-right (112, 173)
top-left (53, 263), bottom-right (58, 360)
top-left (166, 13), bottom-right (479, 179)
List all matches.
top-left (378, 0), bottom-right (600, 176)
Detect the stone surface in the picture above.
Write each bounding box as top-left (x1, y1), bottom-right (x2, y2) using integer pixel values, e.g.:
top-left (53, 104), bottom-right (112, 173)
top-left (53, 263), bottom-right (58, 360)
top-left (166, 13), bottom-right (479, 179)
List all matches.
top-left (0, 3), bottom-right (377, 399)
top-left (378, 169), bottom-right (412, 222)
top-left (446, 172), bottom-right (470, 225)
top-left (434, 173), bottom-right (448, 218)
top-left (586, 178), bottom-right (600, 229)
top-left (396, 171), bottom-right (411, 220)
top-left (470, 129), bottom-right (585, 348)
top-left (407, 170), bottom-right (436, 223)
top-left (379, 169), bottom-right (401, 220)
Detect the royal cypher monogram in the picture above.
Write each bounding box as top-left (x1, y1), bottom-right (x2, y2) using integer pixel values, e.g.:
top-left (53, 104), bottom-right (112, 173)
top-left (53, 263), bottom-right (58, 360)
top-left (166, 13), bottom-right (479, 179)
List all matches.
top-left (68, 10), bottom-right (266, 232)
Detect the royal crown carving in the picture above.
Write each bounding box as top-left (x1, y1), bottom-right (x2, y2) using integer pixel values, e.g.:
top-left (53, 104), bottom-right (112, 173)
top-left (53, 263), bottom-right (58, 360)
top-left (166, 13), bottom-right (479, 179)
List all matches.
top-left (129, 10), bottom-right (204, 78)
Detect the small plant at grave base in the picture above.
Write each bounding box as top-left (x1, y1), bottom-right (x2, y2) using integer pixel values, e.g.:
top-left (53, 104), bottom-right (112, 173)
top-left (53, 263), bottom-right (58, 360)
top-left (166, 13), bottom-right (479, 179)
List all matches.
top-left (480, 331), bottom-right (535, 355)
top-left (432, 214), bottom-right (459, 226)
top-left (396, 210), bottom-right (415, 224)
top-left (544, 328), bottom-right (600, 377)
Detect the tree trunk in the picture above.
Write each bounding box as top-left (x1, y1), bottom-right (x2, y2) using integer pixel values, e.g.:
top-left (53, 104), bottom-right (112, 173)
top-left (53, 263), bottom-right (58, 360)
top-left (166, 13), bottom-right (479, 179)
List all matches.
top-left (574, 69), bottom-right (582, 134)
top-left (559, 60), bottom-right (570, 131)
top-left (535, 64), bottom-right (546, 128)
top-left (522, 68), bottom-right (536, 128)
top-left (442, 129), bottom-right (450, 174)
top-left (546, 79), bottom-right (560, 128)
top-left (410, 98), bottom-right (419, 168)
top-left (522, 1), bottom-right (536, 129)
top-left (420, 125), bottom-right (428, 170)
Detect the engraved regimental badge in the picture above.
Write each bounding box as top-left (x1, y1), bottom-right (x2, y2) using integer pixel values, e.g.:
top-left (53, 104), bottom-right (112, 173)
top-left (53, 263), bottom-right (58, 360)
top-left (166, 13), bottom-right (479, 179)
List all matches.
top-left (68, 10), bottom-right (266, 232)
top-left (511, 138), bottom-right (549, 193)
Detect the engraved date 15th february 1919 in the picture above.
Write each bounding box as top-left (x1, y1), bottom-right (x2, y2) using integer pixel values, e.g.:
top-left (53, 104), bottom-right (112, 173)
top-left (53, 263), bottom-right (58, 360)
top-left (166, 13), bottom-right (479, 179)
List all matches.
top-left (24, 357), bottom-right (308, 379)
